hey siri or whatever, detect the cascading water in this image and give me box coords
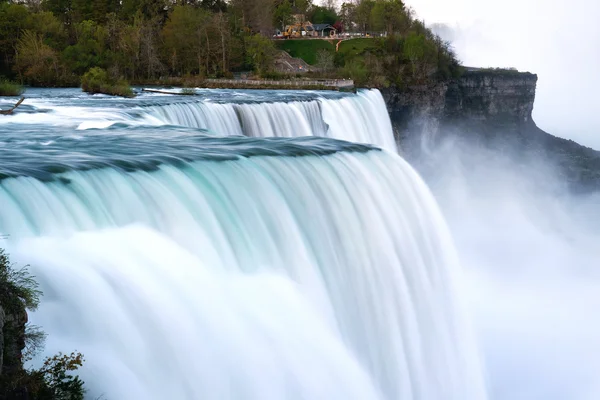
[143,90,396,152]
[0,88,486,400]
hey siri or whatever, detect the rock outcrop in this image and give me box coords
[382,70,600,191]
[0,304,27,377]
[382,70,538,142]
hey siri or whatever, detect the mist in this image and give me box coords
[404,0,600,149]
[411,135,600,400]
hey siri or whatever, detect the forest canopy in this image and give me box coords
[0,0,461,88]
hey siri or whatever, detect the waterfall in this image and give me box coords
[0,87,486,399]
[0,145,486,400]
[143,90,397,152]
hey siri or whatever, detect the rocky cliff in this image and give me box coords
[382,70,600,190]
[0,304,27,378]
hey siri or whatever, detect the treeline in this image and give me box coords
[0,0,460,87]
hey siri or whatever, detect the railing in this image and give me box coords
[205,78,355,89]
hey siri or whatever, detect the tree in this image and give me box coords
[41,0,72,23]
[228,0,274,35]
[245,34,276,75]
[309,5,337,25]
[62,20,108,76]
[316,48,334,71]
[273,0,293,31]
[353,0,374,33]
[0,3,30,76]
[370,0,407,34]
[291,0,312,14]
[338,2,355,31]
[15,30,67,86]
[161,5,215,75]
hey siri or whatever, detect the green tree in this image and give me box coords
[354,0,374,33]
[339,2,355,31]
[41,0,72,23]
[0,3,30,77]
[309,5,337,25]
[245,34,276,75]
[15,30,71,86]
[273,0,293,31]
[26,11,67,50]
[62,20,108,76]
[121,0,168,22]
[370,0,407,34]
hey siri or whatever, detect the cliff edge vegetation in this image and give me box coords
[0,248,85,400]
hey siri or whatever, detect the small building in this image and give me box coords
[307,24,337,37]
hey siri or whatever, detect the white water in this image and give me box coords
[144,90,397,152]
[1,151,486,400]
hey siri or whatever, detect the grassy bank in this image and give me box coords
[276,40,335,65]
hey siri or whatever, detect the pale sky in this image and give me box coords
[404,0,600,148]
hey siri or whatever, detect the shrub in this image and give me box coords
[180,87,196,95]
[0,248,41,313]
[0,80,24,97]
[81,67,134,98]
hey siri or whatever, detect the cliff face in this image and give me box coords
[0,304,27,377]
[444,72,537,128]
[382,70,600,191]
[382,70,538,142]
[0,306,4,373]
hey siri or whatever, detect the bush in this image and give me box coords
[0,248,41,313]
[81,67,134,98]
[0,79,24,97]
[180,87,196,95]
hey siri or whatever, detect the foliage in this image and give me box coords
[1,352,86,400]
[315,49,334,72]
[309,6,337,25]
[273,0,293,31]
[30,352,86,400]
[245,34,277,75]
[81,66,134,97]
[181,87,197,95]
[0,248,41,313]
[0,79,24,96]
[0,0,461,88]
